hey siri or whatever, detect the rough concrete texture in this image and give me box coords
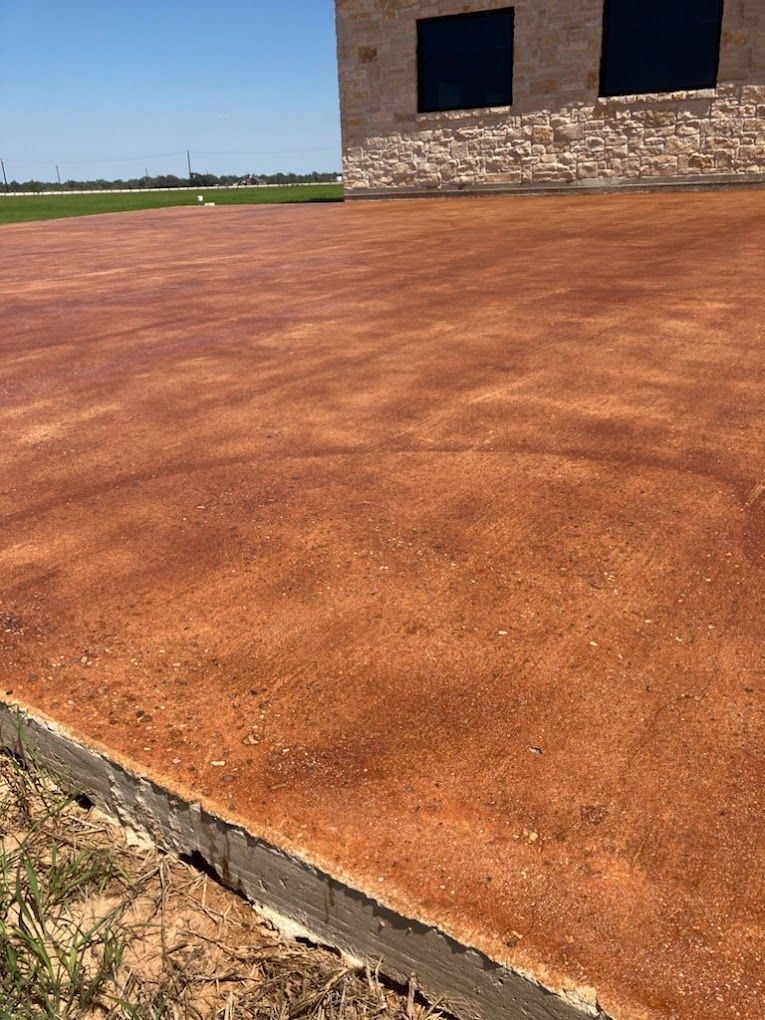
[1,191,765,1020]
[0,704,598,1020]
[335,0,765,194]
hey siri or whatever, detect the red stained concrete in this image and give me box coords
[1,192,764,1019]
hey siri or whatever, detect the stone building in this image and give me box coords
[334,0,765,196]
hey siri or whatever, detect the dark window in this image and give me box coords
[417,8,514,113]
[600,0,724,97]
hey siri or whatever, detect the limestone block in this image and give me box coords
[337,0,765,194]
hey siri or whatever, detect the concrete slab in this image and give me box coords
[1,193,764,1020]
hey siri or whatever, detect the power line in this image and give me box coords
[0,146,341,190]
[2,146,339,166]
[195,146,338,156]
[2,152,187,166]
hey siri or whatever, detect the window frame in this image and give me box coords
[598,0,725,99]
[416,7,515,115]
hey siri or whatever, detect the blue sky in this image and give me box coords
[0,0,342,182]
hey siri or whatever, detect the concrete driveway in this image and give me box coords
[2,191,764,1019]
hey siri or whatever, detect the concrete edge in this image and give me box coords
[343,171,765,200]
[0,701,611,1020]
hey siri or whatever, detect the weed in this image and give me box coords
[0,728,445,1019]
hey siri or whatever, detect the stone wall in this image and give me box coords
[334,0,765,195]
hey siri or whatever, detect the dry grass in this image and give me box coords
[0,735,446,1020]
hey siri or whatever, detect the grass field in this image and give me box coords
[0,184,344,225]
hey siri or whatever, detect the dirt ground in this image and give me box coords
[1,191,764,1020]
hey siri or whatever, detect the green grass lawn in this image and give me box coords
[0,184,344,225]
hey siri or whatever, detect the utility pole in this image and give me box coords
[187,149,193,183]
[0,159,8,193]
[56,165,61,186]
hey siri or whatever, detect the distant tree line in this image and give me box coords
[4,170,341,193]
